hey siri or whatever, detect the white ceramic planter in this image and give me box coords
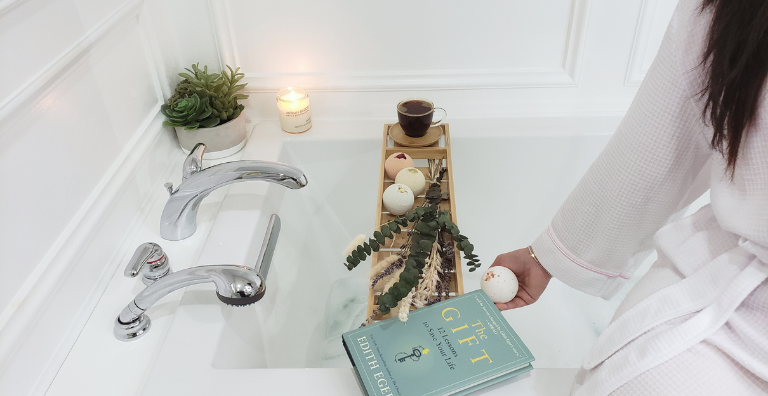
[175,113,247,159]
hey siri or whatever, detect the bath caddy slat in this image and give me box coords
[367,123,465,321]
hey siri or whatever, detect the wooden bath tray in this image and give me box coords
[367,123,465,320]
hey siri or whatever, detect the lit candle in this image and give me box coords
[276,87,312,133]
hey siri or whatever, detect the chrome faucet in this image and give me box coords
[115,214,281,341]
[160,143,307,241]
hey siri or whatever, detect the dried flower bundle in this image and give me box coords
[344,160,482,322]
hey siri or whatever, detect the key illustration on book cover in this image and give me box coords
[395,346,429,363]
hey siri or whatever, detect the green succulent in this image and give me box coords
[175,64,249,124]
[160,94,219,130]
[162,63,249,130]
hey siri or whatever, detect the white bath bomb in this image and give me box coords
[382,183,414,215]
[480,266,519,303]
[395,167,426,196]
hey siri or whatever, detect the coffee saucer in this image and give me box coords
[389,123,442,147]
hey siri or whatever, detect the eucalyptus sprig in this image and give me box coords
[346,162,482,318]
[345,204,480,315]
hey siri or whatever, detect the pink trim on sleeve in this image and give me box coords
[547,226,630,280]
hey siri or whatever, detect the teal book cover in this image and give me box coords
[342,290,534,396]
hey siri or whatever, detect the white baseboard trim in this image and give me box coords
[242,67,578,93]
[0,110,181,395]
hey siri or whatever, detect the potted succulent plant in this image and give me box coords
[161,63,249,159]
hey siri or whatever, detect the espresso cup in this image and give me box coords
[396,99,447,138]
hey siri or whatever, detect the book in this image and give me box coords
[342,290,534,396]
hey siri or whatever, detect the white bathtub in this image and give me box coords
[143,118,646,395]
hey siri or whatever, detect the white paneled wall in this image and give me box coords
[217,0,588,90]
[212,0,676,120]
[0,0,193,394]
[0,0,677,394]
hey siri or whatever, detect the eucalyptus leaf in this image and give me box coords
[419,239,432,252]
[377,294,395,309]
[401,271,418,285]
[406,211,418,222]
[393,282,410,298]
[414,251,430,260]
[415,222,434,235]
[357,245,367,259]
[403,266,419,278]
[374,231,386,245]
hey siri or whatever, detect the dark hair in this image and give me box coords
[701,0,768,176]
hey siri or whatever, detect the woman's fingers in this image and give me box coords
[495,296,528,310]
[489,248,552,311]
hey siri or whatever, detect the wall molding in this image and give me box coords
[210,0,592,92]
[625,0,678,86]
[0,110,179,395]
[137,2,172,101]
[208,0,238,71]
[0,0,145,139]
[562,0,592,82]
[0,0,179,393]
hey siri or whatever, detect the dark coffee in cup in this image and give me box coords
[397,99,445,138]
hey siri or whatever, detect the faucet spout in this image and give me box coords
[160,159,307,240]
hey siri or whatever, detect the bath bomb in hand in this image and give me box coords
[384,153,414,179]
[395,167,426,195]
[480,266,519,303]
[382,183,414,215]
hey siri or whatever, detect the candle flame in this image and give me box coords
[282,89,301,102]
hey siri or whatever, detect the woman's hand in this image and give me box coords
[491,248,552,310]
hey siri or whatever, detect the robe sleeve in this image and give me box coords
[530,4,712,299]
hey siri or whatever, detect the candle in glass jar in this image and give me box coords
[276,87,312,133]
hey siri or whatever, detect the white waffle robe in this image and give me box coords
[529,1,768,394]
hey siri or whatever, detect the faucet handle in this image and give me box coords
[164,182,175,195]
[125,242,172,285]
[182,143,206,181]
[253,214,281,280]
